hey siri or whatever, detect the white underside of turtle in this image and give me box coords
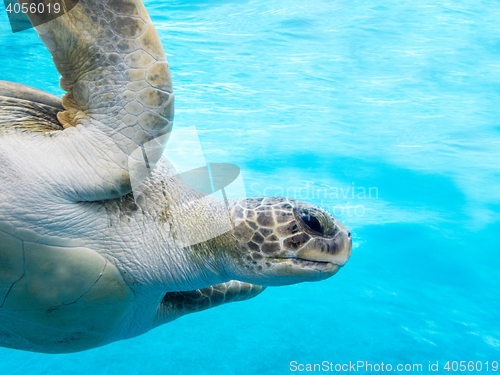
[0,0,352,353]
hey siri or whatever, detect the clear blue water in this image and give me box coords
[1,0,500,373]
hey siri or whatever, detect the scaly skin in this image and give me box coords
[0,154,351,353]
[156,281,267,328]
[23,0,174,201]
[0,0,352,354]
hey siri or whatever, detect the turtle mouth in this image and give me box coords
[272,257,342,274]
[291,257,338,271]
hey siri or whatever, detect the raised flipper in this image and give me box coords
[154,281,265,327]
[4,0,174,201]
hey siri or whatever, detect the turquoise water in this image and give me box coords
[1,0,500,373]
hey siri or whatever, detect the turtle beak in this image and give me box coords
[296,228,352,266]
[270,229,352,282]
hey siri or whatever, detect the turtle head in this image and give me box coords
[223,197,351,286]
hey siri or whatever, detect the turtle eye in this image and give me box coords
[294,207,339,236]
[296,209,323,234]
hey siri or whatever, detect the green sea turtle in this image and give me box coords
[0,0,352,354]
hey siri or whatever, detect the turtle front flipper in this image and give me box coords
[18,0,173,201]
[0,81,64,133]
[154,281,265,327]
